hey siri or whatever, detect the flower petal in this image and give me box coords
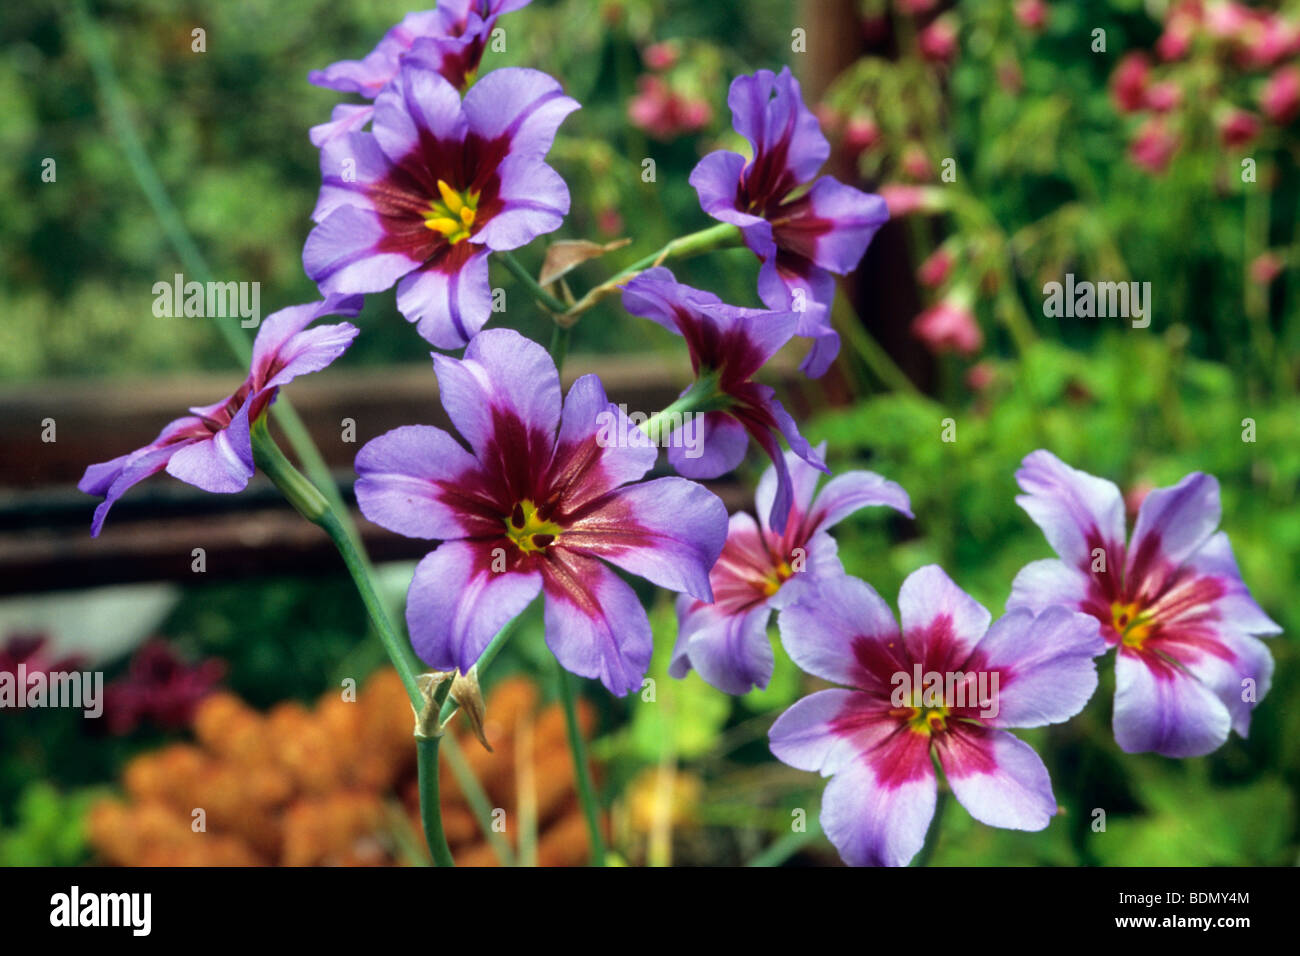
[550,373,657,508]
[462,67,579,158]
[808,469,914,532]
[312,130,390,223]
[937,726,1057,831]
[968,606,1105,727]
[371,63,467,164]
[472,157,570,251]
[406,540,543,674]
[164,397,255,495]
[432,327,562,463]
[1006,557,1091,615]
[819,730,936,867]
[688,150,765,229]
[1015,449,1127,571]
[788,176,889,274]
[897,564,992,671]
[561,477,728,602]
[541,550,652,696]
[304,205,420,294]
[1126,471,1220,595]
[777,573,900,690]
[667,411,747,479]
[670,594,773,694]
[354,425,482,539]
[768,688,886,776]
[396,247,493,349]
[1112,647,1233,757]
[728,68,829,188]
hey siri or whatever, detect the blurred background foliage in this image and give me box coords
[2,0,1298,865]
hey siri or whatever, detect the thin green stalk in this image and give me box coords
[250,416,455,865]
[502,223,742,324]
[500,251,570,314]
[441,732,516,866]
[746,817,825,867]
[640,370,725,438]
[416,737,456,867]
[557,663,606,866]
[831,294,920,395]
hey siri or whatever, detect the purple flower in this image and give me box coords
[672,445,911,694]
[308,1,534,144]
[305,63,578,350]
[621,267,825,532]
[770,567,1105,867]
[689,67,889,378]
[353,328,728,695]
[78,295,363,537]
[1009,450,1281,758]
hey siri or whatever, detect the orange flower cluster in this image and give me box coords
[87,670,599,866]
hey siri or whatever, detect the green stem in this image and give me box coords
[913,789,948,867]
[250,416,455,865]
[746,817,825,867]
[500,251,570,314]
[556,663,606,866]
[504,223,742,324]
[416,737,456,867]
[440,732,516,866]
[640,371,725,438]
[831,294,920,395]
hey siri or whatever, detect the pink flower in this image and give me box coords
[627,75,712,139]
[643,41,679,71]
[1249,252,1284,285]
[1111,53,1151,113]
[844,115,880,157]
[879,184,942,217]
[911,299,982,357]
[1129,117,1179,174]
[919,17,959,64]
[917,247,954,288]
[1144,80,1182,113]
[1015,0,1047,32]
[1261,65,1300,125]
[1218,108,1260,147]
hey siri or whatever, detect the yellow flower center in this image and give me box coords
[1111,601,1154,649]
[505,500,564,554]
[759,559,795,597]
[424,179,479,244]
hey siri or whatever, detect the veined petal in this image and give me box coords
[462,67,580,158]
[898,564,992,672]
[164,395,255,495]
[354,425,482,539]
[968,606,1105,728]
[312,131,390,223]
[728,68,829,191]
[755,445,826,537]
[372,63,467,164]
[86,440,198,538]
[561,477,727,602]
[1015,449,1127,571]
[396,247,493,349]
[689,151,766,229]
[808,469,914,533]
[670,594,774,694]
[819,730,936,867]
[667,411,747,479]
[550,373,657,509]
[1006,557,1091,615]
[1126,471,1220,597]
[777,573,900,691]
[1182,531,1282,638]
[406,540,543,674]
[471,157,570,251]
[769,688,890,776]
[541,550,653,696]
[785,176,889,274]
[937,726,1057,831]
[432,328,562,463]
[1113,648,1233,757]
[304,205,421,294]
[251,295,364,383]
[309,103,376,149]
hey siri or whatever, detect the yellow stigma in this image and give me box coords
[505,500,564,554]
[759,559,795,597]
[1111,601,1154,649]
[890,699,949,736]
[425,180,479,243]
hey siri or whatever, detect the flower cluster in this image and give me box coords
[77,2,1283,871]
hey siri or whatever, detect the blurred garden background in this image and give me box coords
[1,0,1297,865]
